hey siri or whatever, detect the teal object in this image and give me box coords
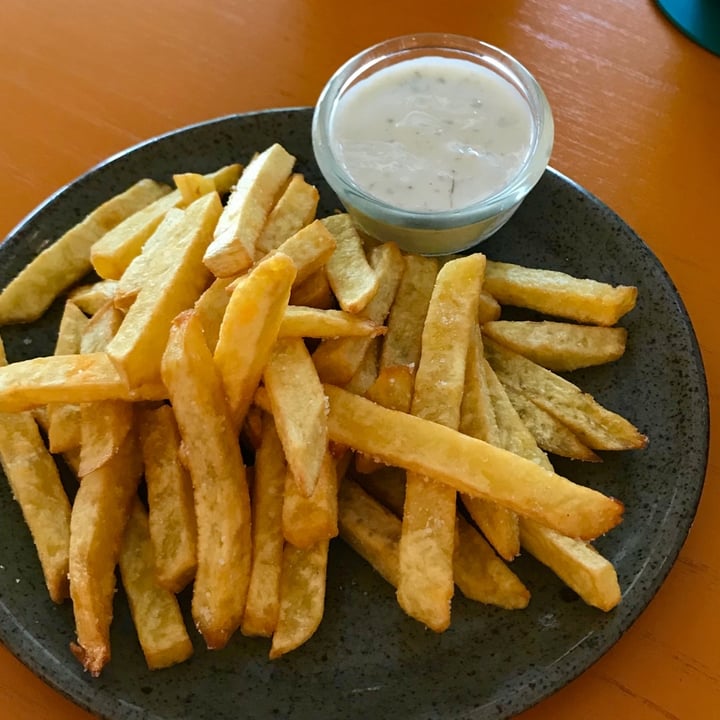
[657,0,720,56]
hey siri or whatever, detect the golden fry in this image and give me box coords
[160,310,252,649]
[483,320,627,371]
[0,179,168,324]
[256,173,319,255]
[204,144,295,276]
[242,415,286,638]
[484,260,638,326]
[321,214,378,313]
[119,499,194,669]
[269,539,329,659]
[138,404,197,593]
[214,252,296,427]
[69,427,143,676]
[279,306,384,339]
[264,337,328,497]
[324,384,624,540]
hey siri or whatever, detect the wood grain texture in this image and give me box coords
[0,0,718,717]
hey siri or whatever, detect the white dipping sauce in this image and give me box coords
[330,56,534,213]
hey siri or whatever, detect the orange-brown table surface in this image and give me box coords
[1,0,718,718]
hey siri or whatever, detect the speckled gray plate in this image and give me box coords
[0,108,709,720]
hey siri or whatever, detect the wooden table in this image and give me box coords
[0,0,718,717]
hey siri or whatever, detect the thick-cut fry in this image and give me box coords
[256,174,320,255]
[107,192,222,387]
[273,220,336,285]
[279,306,385,339]
[459,327,520,561]
[69,427,143,676]
[0,338,71,604]
[0,179,168,324]
[454,516,530,610]
[264,337,327,497]
[338,478,401,587]
[482,359,623,611]
[91,165,239,280]
[269,539,329,659]
[47,302,89,454]
[118,499,194,669]
[398,254,485,632]
[519,521,621,610]
[282,451,339,548]
[324,384,624,539]
[366,254,438,413]
[204,144,296,276]
[112,209,186,309]
[344,337,380,397]
[161,310,252,649]
[477,290,502,324]
[484,337,648,450]
[344,475,529,609]
[483,320,627,371]
[214,253,297,427]
[322,214,379,313]
[484,260,638,326]
[0,353,166,413]
[69,280,120,315]
[289,268,334,309]
[193,276,234,353]
[173,172,216,204]
[78,303,133,477]
[502,382,601,462]
[242,415,286,638]
[138,405,197,593]
[312,242,403,385]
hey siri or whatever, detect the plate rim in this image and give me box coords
[0,107,710,720]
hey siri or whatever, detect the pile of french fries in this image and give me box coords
[0,142,647,676]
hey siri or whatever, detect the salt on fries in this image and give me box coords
[0,142,646,674]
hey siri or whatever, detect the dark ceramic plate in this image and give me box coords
[0,108,709,720]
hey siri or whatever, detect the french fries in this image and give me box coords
[161,310,252,649]
[0,179,169,324]
[484,260,638,326]
[483,320,627,371]
[118,499,194,669]
[203,144,295,276]
[398,254,485,632]
[263,337,327,497]
[69,426,144,676]
[0,142,647,674]
[0,338,71,604]
[325,384,623,540]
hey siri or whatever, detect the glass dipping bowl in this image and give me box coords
[311,34,554,255]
